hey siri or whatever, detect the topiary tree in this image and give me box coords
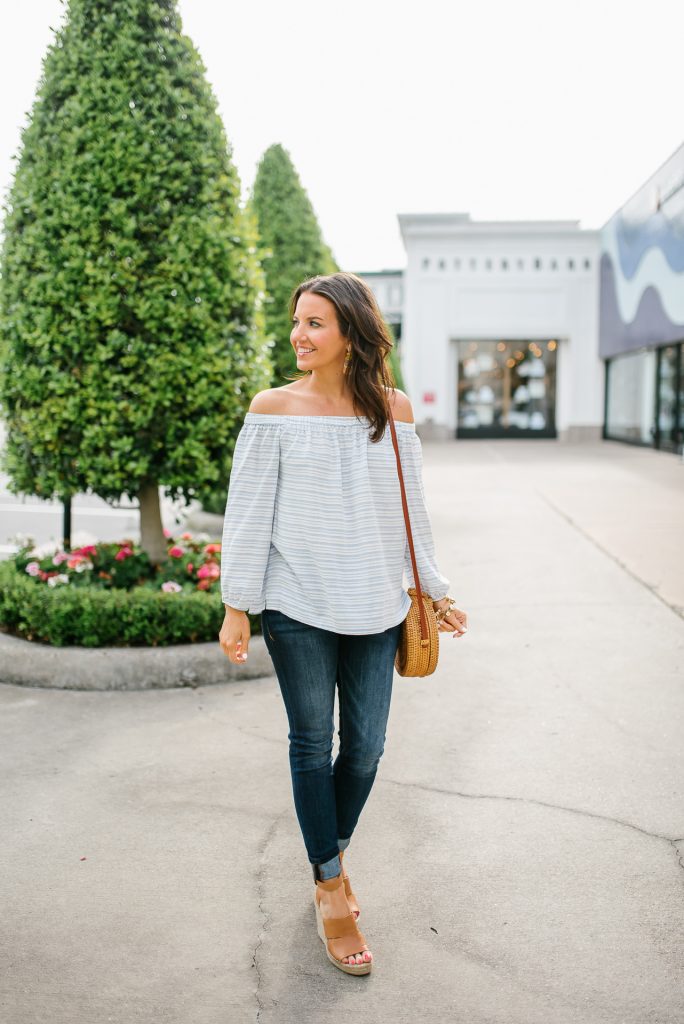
[386,323,406,392]
[0,0,272,565]
[247,143,338,383]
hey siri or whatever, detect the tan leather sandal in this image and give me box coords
[314,873,373,975]
[339,848,360,919]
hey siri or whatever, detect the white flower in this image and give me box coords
[161,581,182,593]
[25,562,41,576]
[26,540,61,559]
[10,532,34,550]
[47,574,70,587]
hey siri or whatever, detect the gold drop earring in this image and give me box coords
[343,345,352,374]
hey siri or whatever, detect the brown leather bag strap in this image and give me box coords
[387,406,430,642]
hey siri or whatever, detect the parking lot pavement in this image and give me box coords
[1,438,683,1024]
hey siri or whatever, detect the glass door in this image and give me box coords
[456,339,557,438]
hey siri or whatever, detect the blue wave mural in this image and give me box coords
[615,209,684,278]
[599,142,684,360]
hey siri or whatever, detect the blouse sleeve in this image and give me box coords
[220,420,280,611]
[399,431,451,601]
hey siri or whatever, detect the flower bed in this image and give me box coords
[0,530,261,648]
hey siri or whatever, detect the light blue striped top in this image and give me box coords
[220,412,450,634]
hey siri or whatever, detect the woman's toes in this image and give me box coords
[341,950,371,965]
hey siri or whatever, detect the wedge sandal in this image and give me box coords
[339,848,361,919]
[314,873,372,975]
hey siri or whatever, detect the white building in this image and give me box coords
[361,214,603,442]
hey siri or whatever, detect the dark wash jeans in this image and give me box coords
[261,607,401,882]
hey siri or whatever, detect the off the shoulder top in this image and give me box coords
[220,412,450,635]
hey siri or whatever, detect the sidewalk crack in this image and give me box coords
[536,489,684,621]
[252,809,287,1022]
[381,776,684,876]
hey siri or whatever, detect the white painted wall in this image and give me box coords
[395,214,603,439]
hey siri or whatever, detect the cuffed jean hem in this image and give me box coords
[312,853,342,881]
[311,836,352,880]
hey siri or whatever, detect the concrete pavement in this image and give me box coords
[1,438,683,1024]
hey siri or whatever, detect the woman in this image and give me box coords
[219,271,467,976]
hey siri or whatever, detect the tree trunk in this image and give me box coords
[138,482,167,566]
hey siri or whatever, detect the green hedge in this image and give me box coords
[0,559,262,648]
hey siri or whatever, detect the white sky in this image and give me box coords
[2,0,683,271]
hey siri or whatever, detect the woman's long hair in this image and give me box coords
[287,271,397,442]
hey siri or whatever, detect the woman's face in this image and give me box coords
[290,292,348,371]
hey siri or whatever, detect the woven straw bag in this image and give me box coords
[387,408,440,677]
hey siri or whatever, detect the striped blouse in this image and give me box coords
[220,412,450,635]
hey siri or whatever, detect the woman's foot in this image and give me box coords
[315,873,373,968]
[339,849,360,920]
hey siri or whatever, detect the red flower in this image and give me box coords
[72,544,98,557]
[169,546,184,558]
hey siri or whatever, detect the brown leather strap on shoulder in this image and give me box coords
[387,405,429,642]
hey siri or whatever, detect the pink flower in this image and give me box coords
[169,546,184,558]
[161,581,182,593]
[115,546,134,562]
[187,562,194,573]
[25,561,41,576]
[203,543,221,554]
[163,528,172,538]
[197,579,211,591]
[53,551,70,566]
[181,532,193,541]
[197,563,220,580]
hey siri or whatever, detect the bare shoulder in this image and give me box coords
[248,387,296,415]
[386,386,414,423]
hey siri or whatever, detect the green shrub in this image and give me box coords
[248,143,339,384]
[0,0,272,556]
[0,530,263,647]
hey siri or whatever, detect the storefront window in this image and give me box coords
[656,343,683,452]
[456,339,557,437]
[605,350,656,445]
[678,345,684,450]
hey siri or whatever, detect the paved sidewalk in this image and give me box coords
[1,439,683,1024]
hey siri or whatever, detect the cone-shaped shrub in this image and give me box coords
[248,143,338,383]
[0,0,271,562]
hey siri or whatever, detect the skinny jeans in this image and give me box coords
[261,607,401,882]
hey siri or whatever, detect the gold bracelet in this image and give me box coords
[433,595,456,622]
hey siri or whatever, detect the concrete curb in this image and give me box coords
[0,631,274,691]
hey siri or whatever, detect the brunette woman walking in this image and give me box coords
[219,271,467,975]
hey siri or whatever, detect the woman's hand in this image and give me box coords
[432,596,468,638]
[219,606,251,663]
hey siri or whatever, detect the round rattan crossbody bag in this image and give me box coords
[387,408,440,677]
